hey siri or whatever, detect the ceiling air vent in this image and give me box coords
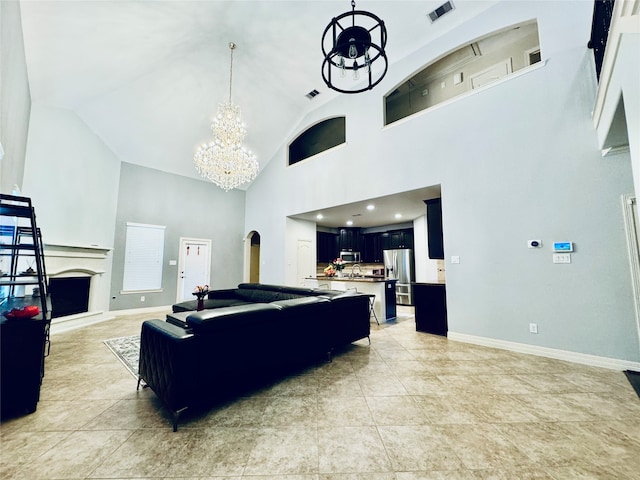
[428,1,455,23]
[306,89,320,99]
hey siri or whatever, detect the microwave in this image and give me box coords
[340,251,361,263]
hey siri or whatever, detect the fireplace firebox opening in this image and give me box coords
[49,277,90,318]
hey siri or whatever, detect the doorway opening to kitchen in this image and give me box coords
[246,231,261,283]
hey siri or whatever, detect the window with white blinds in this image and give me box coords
[122,222,165,292]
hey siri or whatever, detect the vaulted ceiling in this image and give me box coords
[19,1,498,188]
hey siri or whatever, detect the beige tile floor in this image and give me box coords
[2,307,640,479]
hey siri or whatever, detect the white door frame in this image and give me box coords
[622,194,640,351]
[176,237,212,302]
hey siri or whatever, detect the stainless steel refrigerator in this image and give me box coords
[383,248,415,305]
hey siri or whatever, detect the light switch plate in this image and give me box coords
[451,255,460,264]
[553,253,571,264]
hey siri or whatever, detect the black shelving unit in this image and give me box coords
[1,194,51,418]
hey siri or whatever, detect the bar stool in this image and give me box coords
[367,294,379,325]
[346,287,378,325]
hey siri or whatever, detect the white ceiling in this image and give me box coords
[19,0,496,225]
[290,185,442,228]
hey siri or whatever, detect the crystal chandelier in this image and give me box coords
[194,42,258,191]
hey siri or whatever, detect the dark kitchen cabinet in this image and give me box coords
[389,228,413,249]
[362,229,413,263]
[425,198,444,259]
[317,231,338,262]
[385,280,397,320]
[413,282,447,336]
[363,233,384,263]
[380,232,391,251]
[338,228,361,252]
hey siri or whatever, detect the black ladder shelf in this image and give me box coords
[1,194,51,418]
[0,194,50,317]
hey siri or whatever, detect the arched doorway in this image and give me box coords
[247,231,260,283]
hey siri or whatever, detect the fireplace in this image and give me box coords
[49,277,91,318]
[43,243,113,333]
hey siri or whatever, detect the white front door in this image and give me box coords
[177,238,211,302]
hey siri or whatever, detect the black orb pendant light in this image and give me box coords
[321,0,388,94]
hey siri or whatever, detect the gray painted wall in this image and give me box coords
[10,0,639,364]
[22,104,122,314]
[109,162,246,311]
[0,0,31,193]
[23,105,121,249]
[245,1,639,363]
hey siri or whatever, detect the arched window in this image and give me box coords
[289,117,346,165]
[385,20,541,125]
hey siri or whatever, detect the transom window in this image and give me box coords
[385,20,541,125]
[289,117,346,165]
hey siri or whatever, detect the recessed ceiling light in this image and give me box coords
[366,204,375,210]
[316,214,324,220]
[346,220,354,226]
[395,213,402,219]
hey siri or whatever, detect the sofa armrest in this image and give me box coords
[325,294,371,348]
[138,320,198,416]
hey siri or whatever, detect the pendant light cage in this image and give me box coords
[321,1,388,94]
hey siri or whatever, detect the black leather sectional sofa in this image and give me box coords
[137,283,371,430]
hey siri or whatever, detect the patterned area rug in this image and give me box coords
[103,335,140,378]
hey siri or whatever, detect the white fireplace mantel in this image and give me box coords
[44,243,114,333]
[45,243,111,255]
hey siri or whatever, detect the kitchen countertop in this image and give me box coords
[309,276,396,283]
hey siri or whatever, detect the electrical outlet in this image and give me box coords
[140,296,145,302]
[529,323,538,334]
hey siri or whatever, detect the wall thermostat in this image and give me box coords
[527,240,542,248]
[553,241,573,252]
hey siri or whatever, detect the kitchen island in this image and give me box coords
[304,276,397,322]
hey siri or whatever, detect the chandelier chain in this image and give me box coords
[228,42,235,102]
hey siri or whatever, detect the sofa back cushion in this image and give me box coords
[186,303,281,333]
[235,287,280,303]
[235,283,317,302]
[269,296,327,308]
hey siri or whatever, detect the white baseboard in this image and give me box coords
[49,305,172,335]
[448,331,640,372]
[109,305,172,317]
[50,311,115,335]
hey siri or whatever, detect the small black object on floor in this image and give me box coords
[624,370,640,398]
